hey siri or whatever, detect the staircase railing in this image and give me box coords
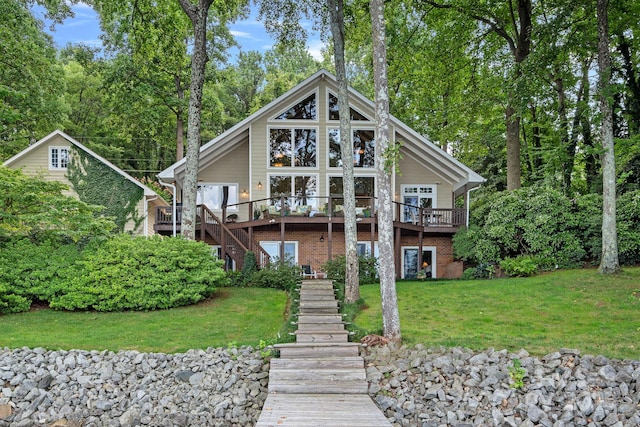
[198,205,270,269]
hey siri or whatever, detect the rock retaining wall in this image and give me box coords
[1,345,639,426]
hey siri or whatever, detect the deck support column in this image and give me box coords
[394,225,401,279]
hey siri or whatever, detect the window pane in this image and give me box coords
[198,184,221,210]
[50,148,58,168]
[328,128,341,167]
[60,148,69,168]
[294,176,317,206]
[275,93,316,120]
[328,93,369,121]
[270,175,292,205]
[270,129,292,167]
[294,129,316,167]
[353,129,375,168]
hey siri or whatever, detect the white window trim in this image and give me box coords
[267,125,320,170]
[357,241,379,257]
[49,146,70,170]
[259,240,299,264]
[401,246,437,279]
[326,126,376,170]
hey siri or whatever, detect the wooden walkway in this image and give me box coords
[256,280,391,427]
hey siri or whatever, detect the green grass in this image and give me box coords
[355,267,640,360]
[0,288,288,353]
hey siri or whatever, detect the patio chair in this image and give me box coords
[301,264,317,279]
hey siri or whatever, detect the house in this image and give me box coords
[3,130,168,236]
[157,69,484,279]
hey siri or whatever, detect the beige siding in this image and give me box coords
[396,146,453,209]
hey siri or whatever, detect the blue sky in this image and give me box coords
[34,2,324,60]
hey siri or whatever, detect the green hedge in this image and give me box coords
[0,236,228,313]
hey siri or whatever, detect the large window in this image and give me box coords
[357,241,379,257]
[328,128,375,168]
[260,241,298,264]
[196,184,238,211]
[270,175,318,207]
[274,93,316,120]
[49,146,70,170]
[328,93,369,121]
[329,176,374,208]
[269,128,317,168]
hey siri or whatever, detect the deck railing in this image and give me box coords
[156,198,466,228]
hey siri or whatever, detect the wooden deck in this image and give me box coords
[256,280,391,427]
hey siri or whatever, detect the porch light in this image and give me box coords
[257,181,263,190]
[320,234,324,242]
[241,189,248,198]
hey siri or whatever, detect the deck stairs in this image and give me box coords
[197,205,270,269]
[256,280,391,426]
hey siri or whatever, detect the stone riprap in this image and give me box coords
[363,345,640,427]
[1,345,639,426]
[0,346,269,427]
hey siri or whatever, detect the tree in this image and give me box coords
[328,0,359,302]
[596,0,620,274]
[370,0,400,342]
[0,0,68,159]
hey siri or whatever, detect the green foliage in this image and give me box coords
[322,255,379,285]
[0,239,82,309]
[67,148,144,233]
[49,235,228,311]
[241,251,258,284]
[0,166,116,244]
[500,256,539,277]
[617,190,640,265]
[245,257,301,292]
[509,359,526,389]
[455,187,586,268]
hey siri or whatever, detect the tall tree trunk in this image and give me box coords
[178,0,213,240]
[175,74,185,161]
[371,0,401,343]
[328,0,359,302]
[596,0,620,274]
[505,104,521,190]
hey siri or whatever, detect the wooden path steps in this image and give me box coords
[256,280,391,427]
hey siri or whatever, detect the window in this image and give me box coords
[49,146,70,170]
[328,128,375,168]
[274,93,316,120]
[357,241,379,257]
[270,175,318,207]
[260,241,298,264]
[401,185,436,223]
[402,247,436,279]
[329,176,375,207]
[196,184,238,211]
[269,128,317,168]
[328,93,369,121]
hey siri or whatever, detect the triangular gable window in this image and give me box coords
[328,93,370,121]
[274,93,317,120]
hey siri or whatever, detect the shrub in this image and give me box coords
[617,190,640,265]
[241,251,258,285]
[500,256,539,277]
[49,235,228,311]
[0,239,82,310]
[246,257,301,292]
[0,283,30,314]
[322,255,379,285]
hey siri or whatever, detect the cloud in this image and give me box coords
[307,39,325,61]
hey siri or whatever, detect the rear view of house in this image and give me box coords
[4,130,168,236]
[157,69,484,278]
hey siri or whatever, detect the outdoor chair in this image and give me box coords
[301,264,317,279]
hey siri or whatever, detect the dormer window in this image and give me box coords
[49,146,70,170]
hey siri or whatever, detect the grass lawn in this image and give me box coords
[0,288,288,353]
[356,267,640,360]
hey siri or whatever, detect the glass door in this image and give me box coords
[402,247,435,279]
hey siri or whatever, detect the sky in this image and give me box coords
[34,2,324,61]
